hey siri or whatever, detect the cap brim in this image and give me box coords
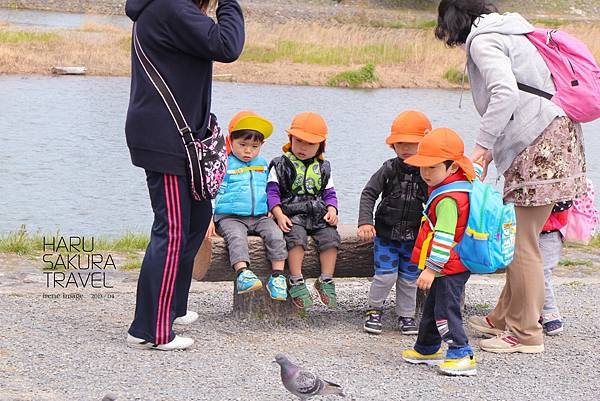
[231,116,274,139]
[386,133,424,145]
[404,154,448,167]
[286,128,326,144]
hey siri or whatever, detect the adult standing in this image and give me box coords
[434,0,586,353]
[124,0,244,351]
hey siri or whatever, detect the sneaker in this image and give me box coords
[364,309,383,334]
[479,332,544,354]
[236,269,263,294]
[289,281,313,309]
[267,274,288,301]
[126,334,194,351]
[401,349,444,366]
[398,316,418,335]
[438,355,477,376]
[314,278,337,307]
[173,310,198,325]
[543,319,564,336]
[468,315,502,337]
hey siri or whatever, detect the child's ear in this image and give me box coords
[449,162,459,173]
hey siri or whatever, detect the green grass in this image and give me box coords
[241,40,413,66]
[558,258,593,267]
[0,226,149,255]
[121,258,143,271]
[443,67,468,85]
[531,18,566,27]
[367,18,436,29]
[327,63,379,88]
[0,31,59,44]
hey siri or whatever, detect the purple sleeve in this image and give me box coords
[322,187,338,211]
[267,182,282,211]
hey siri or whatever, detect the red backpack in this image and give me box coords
[518,28,600,123]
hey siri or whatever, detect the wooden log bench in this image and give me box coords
[192,225,429,318]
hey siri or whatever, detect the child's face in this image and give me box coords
[393,142,419,160]
[420,162,458,187]
[231,137,262,163]
[291,136,320,160]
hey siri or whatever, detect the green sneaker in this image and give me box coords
[314,278,337,308]
[289,282,313,309]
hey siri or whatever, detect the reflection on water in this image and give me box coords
[0,8,130,30]
[1,76,598,236]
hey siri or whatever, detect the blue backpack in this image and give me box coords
[425,179,517,274]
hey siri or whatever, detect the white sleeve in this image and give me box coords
[267,168,279,184]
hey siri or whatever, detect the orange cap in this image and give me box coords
[285,112,328,144]
[404,128,476,179]
[385,110,432,145]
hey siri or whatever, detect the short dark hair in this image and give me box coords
[435,0,498,47]
[230,129,264,143]
[443,160,455,169]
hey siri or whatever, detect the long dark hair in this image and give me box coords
[435,0,498,47]
[194,0,216,12]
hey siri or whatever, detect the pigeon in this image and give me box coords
[274,353,345,400]
[101,394,117,401]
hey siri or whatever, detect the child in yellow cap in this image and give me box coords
[401,127,478,377]
[208,111,288,301]
[357,110,431,336]
[267,112,340,309]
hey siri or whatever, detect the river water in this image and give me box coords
[0,76,598,236]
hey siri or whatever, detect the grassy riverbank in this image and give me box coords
[1,1,600,88]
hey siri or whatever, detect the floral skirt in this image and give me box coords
[503,117,587,207]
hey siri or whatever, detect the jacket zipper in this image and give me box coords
[250,169,255,215]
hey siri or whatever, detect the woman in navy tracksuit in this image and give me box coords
[124,0,244,351]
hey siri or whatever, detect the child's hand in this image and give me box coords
[275,213,293,233]
[357,224,376,242]
[323,206,338,226]
[205,219,216,239]
[416,268,436,290]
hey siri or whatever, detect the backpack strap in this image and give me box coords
[517,82,553,100]
[422,181,472,230]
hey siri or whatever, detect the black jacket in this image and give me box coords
[125,0,244,175]
[358,157,428,242]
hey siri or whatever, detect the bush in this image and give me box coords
[327,63,379,88]
[443,67,468,85]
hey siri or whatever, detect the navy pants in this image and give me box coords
[414,271,473,359]
[128,171,212,345]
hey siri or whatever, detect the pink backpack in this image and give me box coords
[518,28,600,123]
[560,178,599,244]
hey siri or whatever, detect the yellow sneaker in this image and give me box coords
[401,349,444,366]
[438,355,477,376]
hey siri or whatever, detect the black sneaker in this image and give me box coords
[399,316,418,335]
[364,309,383,334]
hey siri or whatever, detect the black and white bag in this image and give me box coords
[133,23,227,201]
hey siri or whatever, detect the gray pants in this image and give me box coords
[368,274,417,318]
[215,215,288,267]
[539,231,563,321]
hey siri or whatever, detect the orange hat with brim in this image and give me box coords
[385,110,432,145]
[285,112,328,144]
[404,127,476,180]
[228,110,273,139]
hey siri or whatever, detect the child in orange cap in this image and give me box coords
[357,110,431,336]
[267,112,340,309]
[401,127,478,377]
[208,111,288,301]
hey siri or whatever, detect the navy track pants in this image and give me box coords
[128,171,212,344]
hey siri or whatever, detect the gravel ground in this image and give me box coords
[1,261,599,401]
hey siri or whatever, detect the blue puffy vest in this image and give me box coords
[214,155,268,216]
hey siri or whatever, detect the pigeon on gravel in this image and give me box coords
[274,353,345,400]
[101,393,117,401]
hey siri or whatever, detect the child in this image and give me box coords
[357,110,430,335]
[401,128,477,377]
[539,201,572,335]
[267,112,340,309]
[210,111,288,300]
